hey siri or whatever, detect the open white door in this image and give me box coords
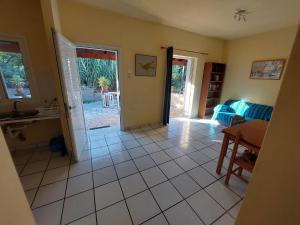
[53,30,88,161]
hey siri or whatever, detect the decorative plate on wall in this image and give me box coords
[135,54,157,77]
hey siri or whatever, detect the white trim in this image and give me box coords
[74,42,125,131]
[0,33,40,105]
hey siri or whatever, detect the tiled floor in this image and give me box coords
[13,117,248,225]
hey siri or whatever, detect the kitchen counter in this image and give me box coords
[0,114,60,125]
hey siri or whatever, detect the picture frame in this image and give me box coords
[135,54,157,77]
[250,59,285,80]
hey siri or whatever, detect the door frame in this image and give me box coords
[171,54,196,118]
[75,42,124,131]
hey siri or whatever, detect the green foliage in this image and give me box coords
[10,74,25,87]
[77,57,117,90]
[97,76,110,88]
[171,65,186,93]
[0,51,26,87]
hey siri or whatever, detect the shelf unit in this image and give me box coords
[198,62,226,118]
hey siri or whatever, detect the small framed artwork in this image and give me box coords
[250,59,285,80]
[135,54,157,77]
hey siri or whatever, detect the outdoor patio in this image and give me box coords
[170,93,185,118]
[83,101,120,130]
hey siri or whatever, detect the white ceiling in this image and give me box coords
[71,0,300,40]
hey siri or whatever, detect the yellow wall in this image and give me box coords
[221,26,297,106]
[0,130,36,225]
[58,1,225,129]
[0,0,63,149]
[236,26,300,225]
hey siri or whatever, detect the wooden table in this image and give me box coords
[216,119,269,174]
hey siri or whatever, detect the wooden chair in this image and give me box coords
[225,132,258,185]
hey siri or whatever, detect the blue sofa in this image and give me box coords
[211,99,273,127]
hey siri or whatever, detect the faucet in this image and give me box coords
[12,100,22,117]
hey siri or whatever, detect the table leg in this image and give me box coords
[216,133,229,174]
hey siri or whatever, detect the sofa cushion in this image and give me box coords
[214,112,236,127]
[244,103,273,121]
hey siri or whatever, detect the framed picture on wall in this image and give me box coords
[135,54,157,77]
[250,59,285,80]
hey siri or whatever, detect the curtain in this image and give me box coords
[163,46,173,125]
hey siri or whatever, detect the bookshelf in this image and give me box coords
[198,62,226,118]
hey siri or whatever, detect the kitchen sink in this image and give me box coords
[0,110,39,121]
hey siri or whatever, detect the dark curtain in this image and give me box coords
[163,46,173,125]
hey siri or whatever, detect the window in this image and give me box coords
[0,39,32,100]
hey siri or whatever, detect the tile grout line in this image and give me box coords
[105,137,135,225]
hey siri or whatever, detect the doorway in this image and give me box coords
[76,47,121,131]
[170,55,194,118]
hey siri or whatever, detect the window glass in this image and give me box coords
[0,40,32,99]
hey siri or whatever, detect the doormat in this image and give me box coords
[89,125,111,130]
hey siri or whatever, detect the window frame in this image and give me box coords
[0,35,38,104]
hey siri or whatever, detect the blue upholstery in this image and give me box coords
[212,99,273,127]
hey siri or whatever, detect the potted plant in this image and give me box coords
[10,75,25,96]
[97,77,110,93]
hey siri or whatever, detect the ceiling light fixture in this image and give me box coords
[234,9,249,22]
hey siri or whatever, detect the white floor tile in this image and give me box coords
[202,160,226,179]
[48,156,70,169]
[205,181,241,210]
[106,136,122,145]
[137,137,153,145]
[120,173,147,198]
[91,147,109,158]
[95,181,124,210]
[156,140,174,149]
[111,151,131,164]
[66,172,93,197]
[143,143,162,154]
[108,143,126,153]
[33,200,63,225]
[90,139,107,149]
[142,214,168,225]
[200,147,220,159]
[32,180,67,208]
[164,201,204,225]
[150,151,172,165]
[126,190,160,225]
[187,190,225,224]
[141,167,167,187]
[159,161,184,179]
[221,175,248,197]
[21,160,48,176]
[229,201,243,218]
[62,190,95,224]
[128,147,148,159]
[188,151,211,165]
[25,188,37,205]
[212,213,235,225]
[93,166,117,187]
[188,166,216,188]
[20,172,43,190]
[92,155,113,170]
[115,160,138,178]
[175,156,198,171]
[134,155,156,171]
[97,201,132,225]
[30,150,51,163]
[123,140,141,149]
[69,160,92,178]
[68,213,97,225]
[164,148,185,159]
[41,166,68,185]
[151,181,182,210]
[170,173,201,198]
